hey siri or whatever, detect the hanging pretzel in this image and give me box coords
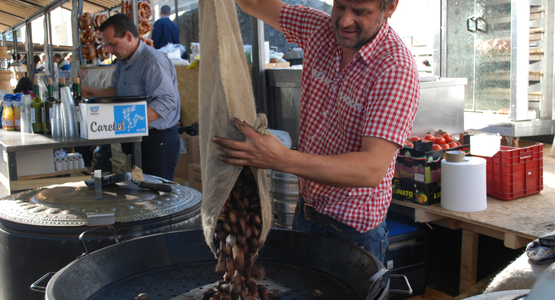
[80,27,95,44]
[82,43,96,61]
[141,37,154,48]
[138,21,152,36]
[93,13,108,29]
[78,13,92,30]
[94,29,104,45]
[96,45,110,60]
[138,1,153,23]
[122,0,133,19]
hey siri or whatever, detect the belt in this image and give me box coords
[149,126,176,132]
[300,197,342,232]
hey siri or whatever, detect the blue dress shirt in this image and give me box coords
[111,40,180,130]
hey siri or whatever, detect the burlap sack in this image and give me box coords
[198,0,272,256]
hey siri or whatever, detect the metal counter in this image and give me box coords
[266,66,467,147]
[0,131,142,196]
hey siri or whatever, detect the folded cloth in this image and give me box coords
[527,230,555,265]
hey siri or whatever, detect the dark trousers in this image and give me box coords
[292,196,389,264]
[122,126,180,181]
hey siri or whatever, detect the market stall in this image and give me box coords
[0,1,554,300]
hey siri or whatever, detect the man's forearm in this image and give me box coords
[81,86,117,98]
[147,106,161,123]
[96,87,117,97]
[281,150,391,188]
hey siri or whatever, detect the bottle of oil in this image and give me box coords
[2,100,14,131]
[31,78,45,133]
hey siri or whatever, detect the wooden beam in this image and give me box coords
[414,208,446,223]
[504,233,532,249]
[459,229,479,293]
[431,217,461,230]
[460,222,505,241]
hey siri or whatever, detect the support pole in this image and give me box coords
[44,12,55,83]
[71,0,82,77]
[25,21,34,84]
[132,0,138,26]
[251,17,267,115]
[174,0,179,26]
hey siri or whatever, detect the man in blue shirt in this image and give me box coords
[82,14,181,180]
[152,5,180,49]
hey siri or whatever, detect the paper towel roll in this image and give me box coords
[441,156,487,212]
[65,157,73,170]
[55,157,63,171]
[54,150,67,158]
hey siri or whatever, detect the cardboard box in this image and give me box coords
[392,176,441,205]
[188,162,202,192]
[79,101,148,140]
[175,134,200,180]
[16,149,56,177]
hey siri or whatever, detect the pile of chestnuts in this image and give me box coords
[207,167,277,300]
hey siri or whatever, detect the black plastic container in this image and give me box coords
[386,219,428,299]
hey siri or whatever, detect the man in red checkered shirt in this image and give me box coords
[213,0,420,263]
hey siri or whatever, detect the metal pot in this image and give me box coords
[39,229,410,300]
[0,176,201,300]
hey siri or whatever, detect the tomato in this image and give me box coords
[404,141,413,148]
[424,134,434,141]
[432,144,442,151]
[409,136,420,142]
[443,133,454,143]
[442,144,450,149]
[448,142,458,148]
[433,136,446,145]
[422,139,432,143]
[456,142,462,147]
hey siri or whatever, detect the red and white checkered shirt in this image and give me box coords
[280,4,420,232]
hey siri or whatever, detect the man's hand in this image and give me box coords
[212,118,291,170]
[81,85,97,98]
[80,86,117,99]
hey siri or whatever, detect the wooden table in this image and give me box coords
[389,141,555,294]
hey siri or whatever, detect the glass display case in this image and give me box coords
[443,0,555,138]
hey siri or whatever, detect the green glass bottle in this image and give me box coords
[43,77,56,135]
[73,77,82,136]
[31,78,45,133]
[73,77,83,103]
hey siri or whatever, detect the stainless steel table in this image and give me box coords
[0,131,142,196]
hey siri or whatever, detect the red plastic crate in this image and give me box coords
[474,143,543,200]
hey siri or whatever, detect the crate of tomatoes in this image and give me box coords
[393,132,470,205]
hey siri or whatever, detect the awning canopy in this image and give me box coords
[0,0,122,33]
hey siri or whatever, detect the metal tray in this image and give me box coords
[84,95,148,103]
